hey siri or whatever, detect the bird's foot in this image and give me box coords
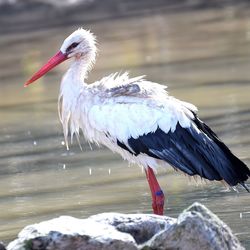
[152,190,165,215]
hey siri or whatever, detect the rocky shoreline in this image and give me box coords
[2,203,244,250]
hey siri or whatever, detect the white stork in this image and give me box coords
[25,28,250,215]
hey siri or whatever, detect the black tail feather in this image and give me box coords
[192,113,250,187]
[240,182,250,192]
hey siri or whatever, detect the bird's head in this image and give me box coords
[60,28,97,62]
[24,28,97,87]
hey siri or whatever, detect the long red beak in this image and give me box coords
[24,51,67,87]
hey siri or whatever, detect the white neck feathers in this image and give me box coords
[58,59,90,149]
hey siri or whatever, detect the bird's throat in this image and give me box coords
[69,58,91,83]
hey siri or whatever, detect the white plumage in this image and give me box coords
[58,70,197,169]
[25,28,250,215]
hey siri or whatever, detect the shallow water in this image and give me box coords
[0,4,250,247]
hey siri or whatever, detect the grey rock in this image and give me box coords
[89,213,175,245]
[7,216,138,250]
[0,242,6,250]
[7,203,244,250]
[148,202,244,250]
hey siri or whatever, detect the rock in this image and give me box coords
[7,214,175,250]
[89,213,175,245]
[7,203,244,250]
[0,242,6,250]
[7,216,136,250]
[147,202,244,250]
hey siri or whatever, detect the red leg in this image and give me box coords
[145,166,165,215]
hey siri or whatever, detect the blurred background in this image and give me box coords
[0,0,250,247]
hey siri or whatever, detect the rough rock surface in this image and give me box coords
[7,203,244,250]
[0,242,6,250]
[148,203,244,250]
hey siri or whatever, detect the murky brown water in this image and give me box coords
[0,4,250,248]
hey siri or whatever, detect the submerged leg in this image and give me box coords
[145,166,165,215]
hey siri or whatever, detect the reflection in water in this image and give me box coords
[0,4,250,248]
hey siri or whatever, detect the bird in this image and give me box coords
[25,28,250,215]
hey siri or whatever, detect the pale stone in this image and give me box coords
[7,203,244,250]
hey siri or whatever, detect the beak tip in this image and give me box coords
[24,81,30,87]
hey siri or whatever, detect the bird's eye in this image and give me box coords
[66,42,79,53]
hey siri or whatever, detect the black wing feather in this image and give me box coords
[118,116,250,189]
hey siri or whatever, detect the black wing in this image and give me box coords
[118,115,250,189]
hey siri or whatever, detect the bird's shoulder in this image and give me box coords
[88,72,197,115]
[90,72,167,99]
